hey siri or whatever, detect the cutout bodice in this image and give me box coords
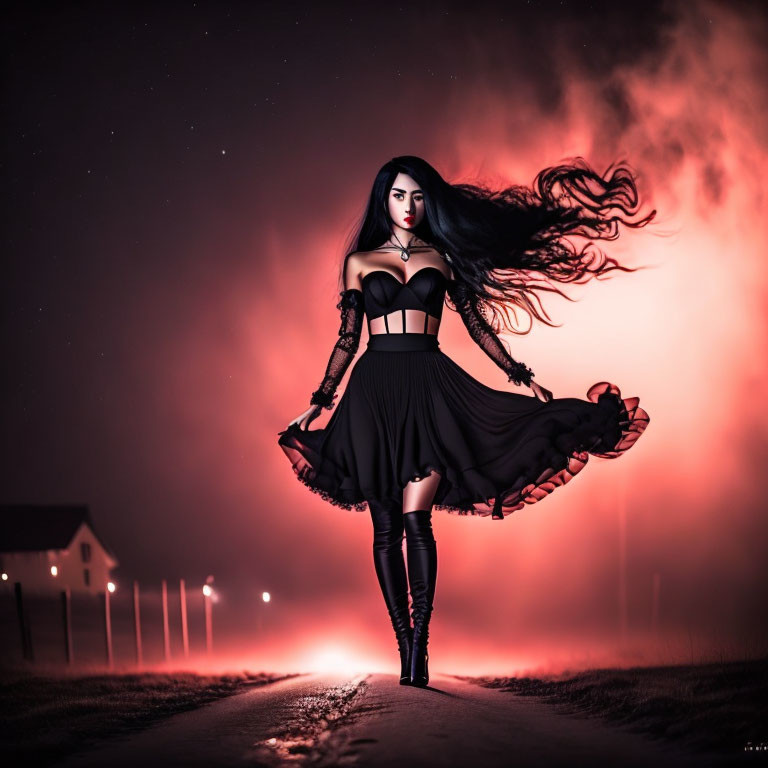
[306,266,535,412]
[362,267,448,323]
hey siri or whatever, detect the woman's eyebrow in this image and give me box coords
[391,187,423,193]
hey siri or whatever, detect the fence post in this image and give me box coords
[133,580,143,668]
[162,579,171,662]
[104,587,114,670]
[204,588,212,655]
[14,582,33,662]
[61,587,73,665]
[617,475,628,651]
[179,578,189,658]
[651,572,661,643]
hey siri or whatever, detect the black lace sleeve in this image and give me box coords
[309,288,365,409]
[447,279,535,387]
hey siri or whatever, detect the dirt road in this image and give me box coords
[55,672,739,767]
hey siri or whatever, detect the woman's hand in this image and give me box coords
[287,401,329,431]
[530,379,553,403]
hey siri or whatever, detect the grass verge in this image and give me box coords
[0,669,296,765]
[461,656,767,756]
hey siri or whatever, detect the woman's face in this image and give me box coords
[387,172,425,230]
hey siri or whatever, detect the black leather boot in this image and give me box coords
[369,499,413,685]
[404,509,437,687]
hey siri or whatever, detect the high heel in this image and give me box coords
[398,625,414,685]
[409,623,430,687]
[404,509,437,688]
[369,499,414,685]
[388,571,414,686]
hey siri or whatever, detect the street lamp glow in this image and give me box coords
[50,565,58,576]
[203,584,213,597]
[107,581,116,593]
[262,591,271,602]
[1,573,7,581]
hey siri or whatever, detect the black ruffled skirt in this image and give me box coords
[278,334,649,519]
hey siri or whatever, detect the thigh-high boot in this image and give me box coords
[369,498,413,685]
[404,509,437,687]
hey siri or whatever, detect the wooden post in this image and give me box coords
[104,587,114,669]
[204,590,212,655]
[179,579,189,658]
[651,572,661,642]
[133,580,143,668]
[14,582,33,662]
[162,579,171,662]
[617,474,628,650]
[61,587,73,666]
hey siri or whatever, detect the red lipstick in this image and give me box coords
[404,216,415,224]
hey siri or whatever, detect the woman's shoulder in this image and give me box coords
[344,249,370,261]
[343,251,370,279]
[343,248,388,272]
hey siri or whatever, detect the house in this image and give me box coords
[0,504,119,595]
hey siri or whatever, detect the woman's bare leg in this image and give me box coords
[403,470,441,514]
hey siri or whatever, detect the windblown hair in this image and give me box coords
[341,154,656,335]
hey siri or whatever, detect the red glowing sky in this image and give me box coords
[2,0,767,673]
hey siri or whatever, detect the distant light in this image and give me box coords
[2,572,8,580]
[107,581,116,593]
[262,591,271,603]
[304,645,370,675]
[51,566,58,576]
[203,584,213,597]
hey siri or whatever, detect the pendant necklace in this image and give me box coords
[391,231,415,262]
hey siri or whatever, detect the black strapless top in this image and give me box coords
[362,267,448,329]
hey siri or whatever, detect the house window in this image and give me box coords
[83,568,90,586]
[81,542,92,563]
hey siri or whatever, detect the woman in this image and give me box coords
[278,155,653,688]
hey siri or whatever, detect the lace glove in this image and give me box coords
[309,288,365,409]
[447,279,535,387]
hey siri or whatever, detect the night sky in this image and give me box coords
[2,0,767,673]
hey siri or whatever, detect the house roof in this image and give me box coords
[0,504,118,559]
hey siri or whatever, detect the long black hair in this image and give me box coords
[341,155,656,335]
